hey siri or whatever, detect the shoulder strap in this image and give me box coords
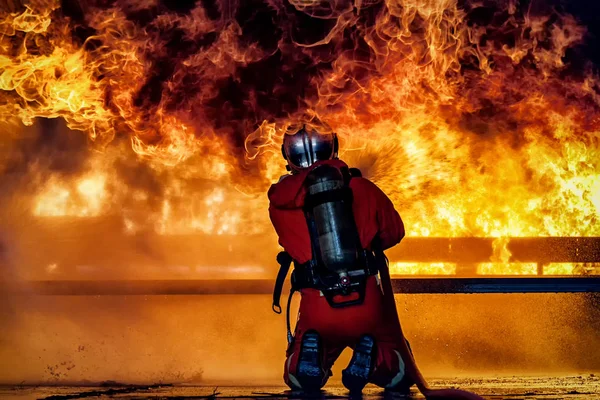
[340,166,352,186]
[349,167,362,178]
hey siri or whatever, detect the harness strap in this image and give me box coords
[272,251,297,344]
[272,251,293,314]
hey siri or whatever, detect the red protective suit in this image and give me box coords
[268,159,412,391]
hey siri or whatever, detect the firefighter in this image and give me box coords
[268,121,413,393]
[268,122,484,399]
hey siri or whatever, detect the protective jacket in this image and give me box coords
[268,159,404,261]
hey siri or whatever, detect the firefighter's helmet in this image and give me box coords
[281,123,339,173]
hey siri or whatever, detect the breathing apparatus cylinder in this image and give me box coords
[304,165,361,275]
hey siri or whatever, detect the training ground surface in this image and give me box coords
[1,376,599,400]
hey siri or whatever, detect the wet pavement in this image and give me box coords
[1,376,599,400]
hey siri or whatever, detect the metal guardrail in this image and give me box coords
[388,237,600,263]
[4,231,599,293]
[9,232,600,277]
[3,277,600,295]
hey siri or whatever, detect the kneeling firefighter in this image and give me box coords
[268,123,483,399]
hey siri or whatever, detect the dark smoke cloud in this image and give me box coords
[59,0,342,154]
[46,0,596,156]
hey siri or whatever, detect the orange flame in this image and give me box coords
[0,1,598,275]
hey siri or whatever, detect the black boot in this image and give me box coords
[296,330,325,392]
[342,334,377,393]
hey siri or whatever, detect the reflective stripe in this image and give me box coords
[385,350,406,389]
[286,352,302,390]
[376,275,384,295]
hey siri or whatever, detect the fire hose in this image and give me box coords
[375,247,484,400]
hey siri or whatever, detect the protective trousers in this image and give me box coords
[284,276,413,391]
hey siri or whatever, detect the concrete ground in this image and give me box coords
[1,375,599,400]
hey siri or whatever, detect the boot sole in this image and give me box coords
[342,335,377,393]
[296,331,325,392]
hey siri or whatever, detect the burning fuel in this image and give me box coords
[0,0,598,276]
